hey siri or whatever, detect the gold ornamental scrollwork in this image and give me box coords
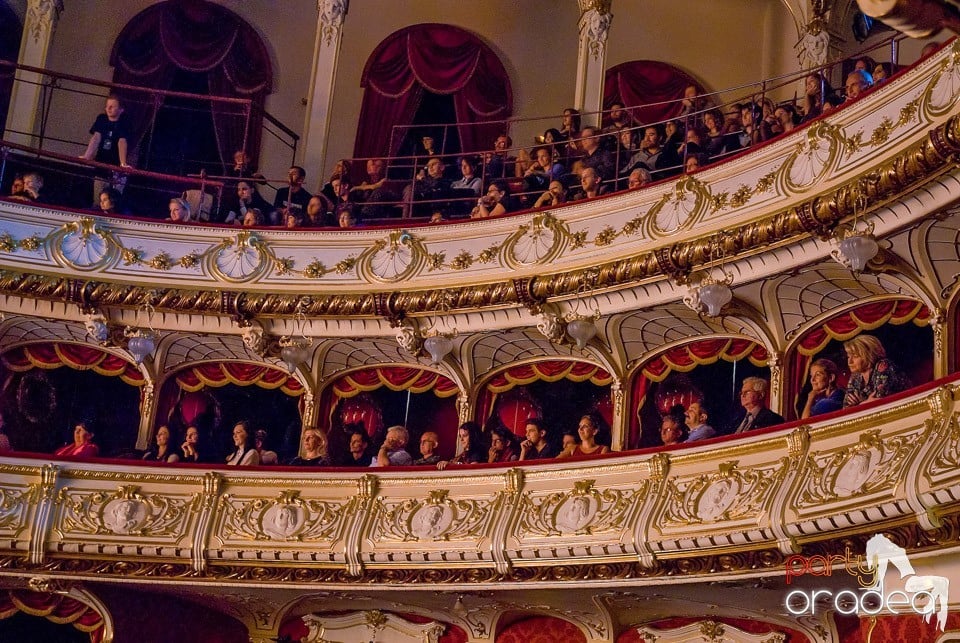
[797,429,920,506]
[55,484,191,537]
[922,41,960,118]
[218,489,344,543]
[207,231,270,283]
[517,479,635,537]
[49,217,117,271]
[661,460,786,526]
[0,485,31,535]
[357,229,427,283]
[645,176,710,239]
[502,212,568,269]
[782,121,842,193]
[370,489,492,543]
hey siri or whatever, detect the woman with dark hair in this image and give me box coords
[800,72,834,123]
[437,421,487,470]
[451,156,483,196]
[488,426,520,463]
[225,421,260,466]
[559,108,581,140]
[143,425,180,463]
[55,422,100,458]
[801,358,845,418]
[180,425,204,463]
[558,414,610,458]
[471,179,519,218]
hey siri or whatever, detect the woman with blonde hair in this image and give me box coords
[843,334,908,408]
[288,428,330,466]
[801,358,845,418]
[167,197,193,223]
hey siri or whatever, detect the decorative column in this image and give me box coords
[300,0,348,187]
[767,351,784,418]
[609,377,625,452]
[4,0,64,146]
[135,382,156,451]
[931,308,947,379]
[573,0,612,128]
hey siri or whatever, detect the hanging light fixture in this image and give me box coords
[833,186,879,272]
[684,233,734,318]
[124,299,157,365]
[564,268,601,350]
[279,298,313,374]
[420,290,457,365]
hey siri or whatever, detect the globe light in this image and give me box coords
[126,332,155,365]
[838,233,879,272]
[423,334,454,365]
[280,338,311,374]
[566,316,598,350]
[698,280,733,317]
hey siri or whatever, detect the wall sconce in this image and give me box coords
[832,187,879,272]
[124,299,157,365]
[563,269,602,350]
[684,233,734,318]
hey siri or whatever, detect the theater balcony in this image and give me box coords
[1,3,960,643]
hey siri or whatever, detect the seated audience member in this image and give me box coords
[228,149,260,180]
[402,156,451,218]
[854,56,877,73]
[513,148,533,179]
[284,210,303,228]
[488,426,520,463]
[558,414,610,458]
[627,168,653,190]
[11,172,44,202]
[337,203,361,228]
[254,429,278,465]
[372,425,413,467]
[225,421,260,466]
[0,412,10,452]
[569,167,610,201]
[560,430,579,453]
[304,195,334,227]
[226,181,272,225]
[143,425,180,463]
[241,208,265,227]
[55,422,100,458]
[483,134,516,180]
[729,377,784,434]
[603,102,634,143]
[437,421,487,470]
[180,426,204,463]
[843,334,908,408]
[96,188,128,216]
[801,357,845,418]
[559,107,581,141]
[800,72,835,123]
[273,166,312,222]
[844,69,873,102]
[519,418,558,460]
[472,179,519,218]
[351,158,397,219]
[660,405,689,446]
[622,126,663,177]
[822,94,844,114]
[523,146,565,193]
[320,159,351,205]
[739,103,772,148]
[533,180,568,208]
[167,198,194,223]
[659,119,686,171]
[873,63,894,83]
[8,174,24,197]
[684,153,708,173]
[722,103,743,135]
[578,126,615,182]
[450,156,483,196]
[339,428,373,466]
[684,401,716,442]
[288,428,330,466]
[413,431,442,466]
[774,104,800,134]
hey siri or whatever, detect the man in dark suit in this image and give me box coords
[729,377,784,434]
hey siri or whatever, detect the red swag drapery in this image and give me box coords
[109,0,273,170]
[604,60,705,127]
[631,338,769,409]
[331,367,458,399]
[354,24,513,160]
[788,298,929,410]
[2,343,144,386]
[498,616,587,643]
[0,591,105,643]
[175,363,303,396]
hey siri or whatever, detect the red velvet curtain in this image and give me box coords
[1,343,144,386]
[497,616,586,643]
[0,591,105,643]
[604,60,705,126]
[109,0,272,169]
[355,24,513,159]
[174,363,303,396]
[331,367,458,399]
[618,617,810,643]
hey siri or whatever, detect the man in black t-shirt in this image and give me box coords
[273,166,312,224]
[81,95,130,168]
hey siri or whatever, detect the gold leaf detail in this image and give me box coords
[571,231,588,249]
[334,257,356,275]
[450,251,473,270]
[476,245,500,264]
[120,248,143,265]
[730,185,752,207]
[0,233,15,252]
[179,253,199,269]
[594,226,618,247]
[274,257,294,275]
[710,193,729,212]
[304,260,327,279]
[427,252,446,271]
[148,253,172,271]
[18,235,42,251]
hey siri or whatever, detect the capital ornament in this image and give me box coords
[579,8,613,61]
[318,0,348,46]
[27,0,64,43]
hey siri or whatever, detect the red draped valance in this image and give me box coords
[332,367,458,399]
[355,23,513,159]
[604,60,705,127]
[2,343,144,386]
[175,363,303,396]
[485,361,613,394]
[0,591,105,642]
[797,299,928,355]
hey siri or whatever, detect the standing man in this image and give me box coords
[372,425,414,467]
[519,418,558,460]
[81,95,131,203]
[413,431,442,466]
